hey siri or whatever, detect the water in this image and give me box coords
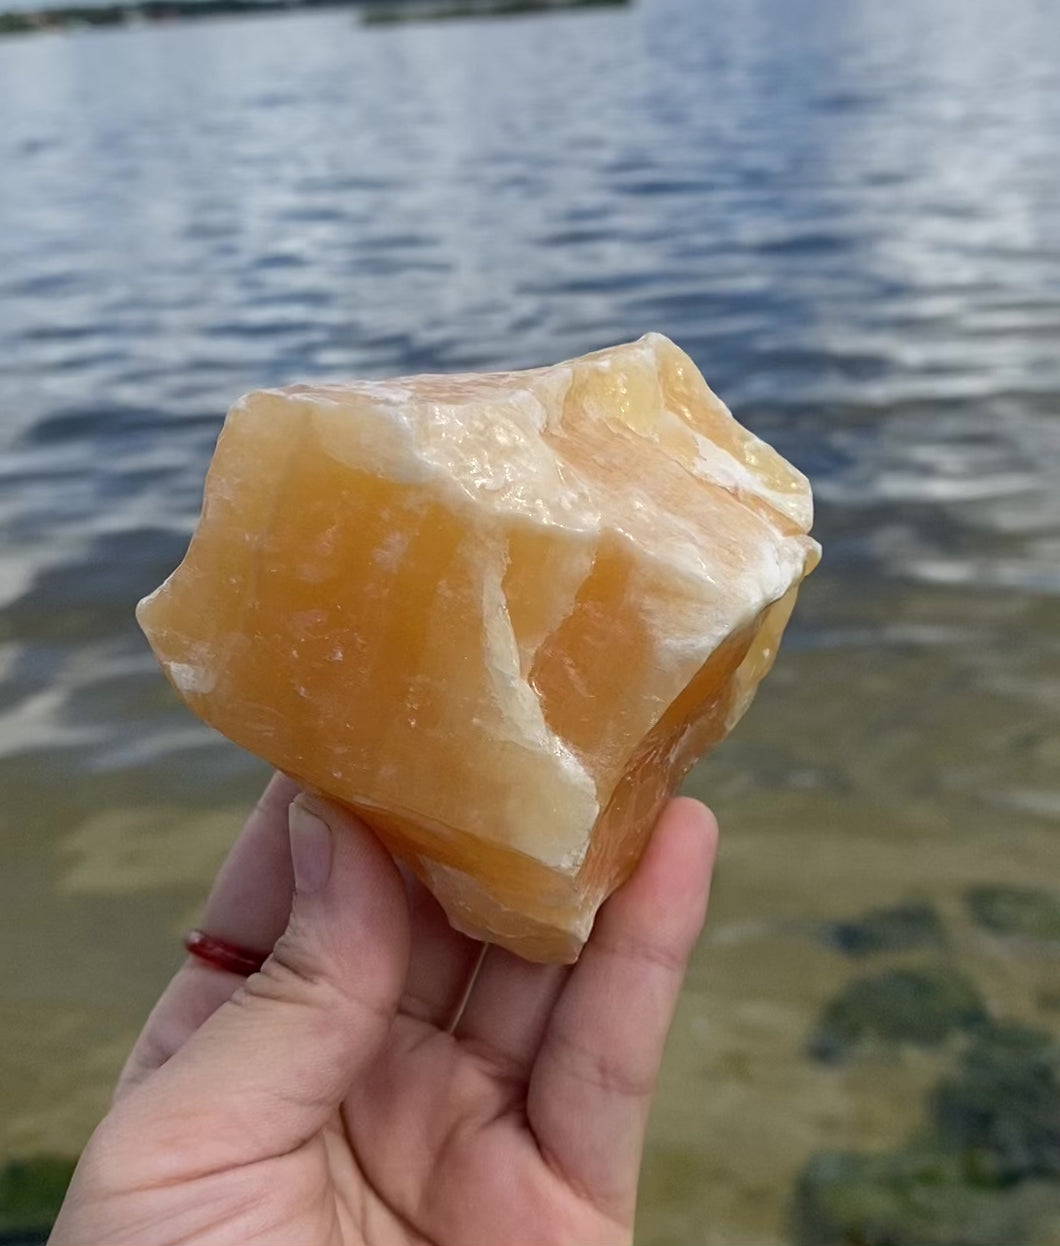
[1,0,1059,1240]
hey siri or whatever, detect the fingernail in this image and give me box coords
[289,799,333,894]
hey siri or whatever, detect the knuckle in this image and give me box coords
[547,1026,656,1101]
[594,928,688,978]
[236,918,396,1035]
[237,922,336,1014]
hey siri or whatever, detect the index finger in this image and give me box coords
[527,798,718,1223]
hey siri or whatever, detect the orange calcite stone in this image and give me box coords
[138,334,819,962]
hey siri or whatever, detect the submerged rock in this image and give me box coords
[0,1154,77,1243]
[966,884,1060,944]
[932,1024,1060,1184]
[823,901,945,957]
[797,1024,1060,1245]
[809,966,988,1062]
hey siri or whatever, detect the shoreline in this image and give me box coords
[0,0,626,37]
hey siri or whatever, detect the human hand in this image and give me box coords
[50,775,717,1246]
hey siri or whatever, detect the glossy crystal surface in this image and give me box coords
[138,334,819,961]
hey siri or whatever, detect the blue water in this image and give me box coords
[1,0,1059,1239]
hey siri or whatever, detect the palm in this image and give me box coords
[51,777,715,1246]
[338,1018,620,1245]
[114,1024,619,1246]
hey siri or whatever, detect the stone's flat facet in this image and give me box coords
[137,334,820,962]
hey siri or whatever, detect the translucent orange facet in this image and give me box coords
[138,334,820,961]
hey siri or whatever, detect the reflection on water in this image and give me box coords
[1,0,1059,1240]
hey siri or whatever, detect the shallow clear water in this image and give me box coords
[1,0,1059,1239]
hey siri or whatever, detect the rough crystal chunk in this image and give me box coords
[137,334,820,962]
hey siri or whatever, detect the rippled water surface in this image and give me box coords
[2,0,1059,1240]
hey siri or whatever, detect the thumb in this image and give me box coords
[117,796,411,1174]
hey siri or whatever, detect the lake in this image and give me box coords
[1,0,1059,1240]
